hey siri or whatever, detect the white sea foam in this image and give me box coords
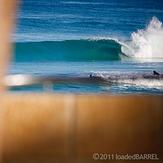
[116,79,163,89]
[121,17,163,59]
[91,72,163,89]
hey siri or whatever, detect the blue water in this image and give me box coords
[10,0,163,94]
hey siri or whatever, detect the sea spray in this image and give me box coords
[121,17,163,59]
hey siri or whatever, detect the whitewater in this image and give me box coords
[121,17,163,59]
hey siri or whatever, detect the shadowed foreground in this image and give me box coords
[0,94,162,163]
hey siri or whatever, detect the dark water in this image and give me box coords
[10,0,163,94]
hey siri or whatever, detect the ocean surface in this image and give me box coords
[10,0,163,94]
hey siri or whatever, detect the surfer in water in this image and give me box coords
[153,71,160,76]
[89,74,93,78]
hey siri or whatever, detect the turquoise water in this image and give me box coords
[11,0,163,94]
[14,40,121,62]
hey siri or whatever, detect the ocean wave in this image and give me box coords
[14,17,163,62]
[14,39,122,62]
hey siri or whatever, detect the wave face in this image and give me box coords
[14,39,121,62]
[121,17,163,59]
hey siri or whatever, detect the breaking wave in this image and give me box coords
[121,17,163,59]
[14,39,122,62]
[14,17,163,62]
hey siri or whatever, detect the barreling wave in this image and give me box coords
[14,17,163,62]
[14,39,122,62]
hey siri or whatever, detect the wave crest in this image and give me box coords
[121,17,163,59]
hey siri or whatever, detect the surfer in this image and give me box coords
[153,71,160,76]
[89,74,93,78]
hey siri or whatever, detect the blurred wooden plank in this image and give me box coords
[0,94,163,163]
[0,2,19,163]
[1,94,75,163]
[75,95,163,162]
[0,0,18,90]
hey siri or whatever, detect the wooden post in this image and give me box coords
[0,0,18,90]
[0,1,18,162]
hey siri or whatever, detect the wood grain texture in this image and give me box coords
[0,94,162,163]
